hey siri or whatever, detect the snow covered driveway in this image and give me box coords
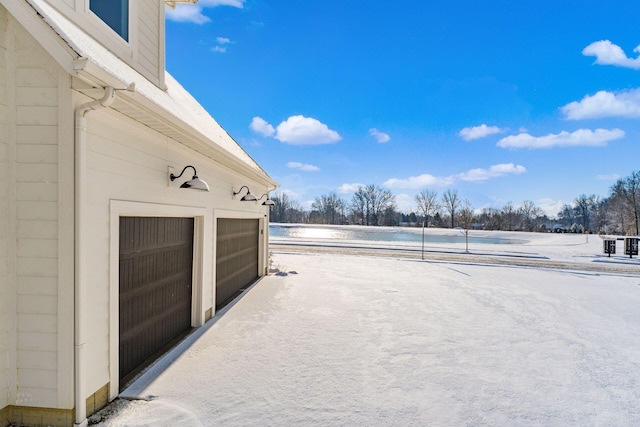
[96,252,640,426]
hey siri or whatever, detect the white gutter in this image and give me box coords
[73,87,116,427]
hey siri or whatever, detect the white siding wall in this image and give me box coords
[0,6,9,412]
[82,107,271,396]
[137,0,162,83]
[47,0,164,88]
[13,17,61,409]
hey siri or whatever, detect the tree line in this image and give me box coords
[269,170,640,235]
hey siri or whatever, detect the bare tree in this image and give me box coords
[611,172,640,235]
[501,202,516,231]
[367,184,395,226]
[350,186,368,225]
[415,189,439,227]
[458,199,475,252]
[441,189,461,228]
[270,192,307,223]
[458,199,475,230]
[519,200,543,232]
[557,203,575,230]
[350,185,395,226]
[311,192,346,224]
[573,194,598,233]
[477,207,502,230]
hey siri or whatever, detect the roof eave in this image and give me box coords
[5,0,278,189]
[75,61,277,188]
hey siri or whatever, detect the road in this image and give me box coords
[270,240,640,275]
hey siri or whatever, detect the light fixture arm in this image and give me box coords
[170,165,197,181]
[169,165,209,191]
[233,185,251,197]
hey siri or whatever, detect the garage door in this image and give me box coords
[119,217,194,385]
[216,218,259,308]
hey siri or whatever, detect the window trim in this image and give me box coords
[88,0,130,42]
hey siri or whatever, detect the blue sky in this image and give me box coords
[165,0,640,216]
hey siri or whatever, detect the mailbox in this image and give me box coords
[624,237,639,258]
[603,239,616,256]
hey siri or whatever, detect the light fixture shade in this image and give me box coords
[170,165,209,191]
[256,193,274,206]
[180,177,210,191]
[233,185,257,201]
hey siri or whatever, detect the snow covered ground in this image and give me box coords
[92,231,640,426]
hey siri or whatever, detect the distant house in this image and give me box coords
[0,1,277,426]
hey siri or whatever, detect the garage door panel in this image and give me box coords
[119,217,194,385]
[216,218,259,308]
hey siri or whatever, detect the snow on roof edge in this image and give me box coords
[23,0,275,185]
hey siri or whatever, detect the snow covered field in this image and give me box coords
[93,231,640,426]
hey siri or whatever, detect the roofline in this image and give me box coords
[1,0,79,72]
[4,0,278,189]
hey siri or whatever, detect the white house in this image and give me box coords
[0,1,277,426]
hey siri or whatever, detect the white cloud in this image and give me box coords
[369,128,391,143]
[274,115,341,145]
[251,115,340,145]
[457,163,526,182]
[394,193,415,213]
[458,124,503,141]
[497,128,625,149]
[250,116,275,137]
[384,174,453,189]
[212,37,232,53]
[595,173,621,181]
[165,6,211,24]
[384,163,526,189]
[338,183,365,194]
[166,1,244,24]
[287,162,321,172]
[582,40,640,70]
[536,198,565,218]
[199,0,245,7]
[275,189,300,199]
[561,89,640,120]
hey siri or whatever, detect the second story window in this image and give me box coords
[90,0,129,42]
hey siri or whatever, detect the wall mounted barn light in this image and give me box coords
[257,194,276,206]
[170,165,210,191]
[233,186,257,201]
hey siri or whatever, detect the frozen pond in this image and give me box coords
[269,224,525,245]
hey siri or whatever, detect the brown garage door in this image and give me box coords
[216,218,259,308]
[119,217,194,385]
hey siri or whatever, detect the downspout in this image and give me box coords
[74,87,116,427]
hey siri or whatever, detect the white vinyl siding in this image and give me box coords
[32,0,164,88]
[136,0,161,82]
[13,19,60,408]
[0,5,9,412]
[83,108,269,395]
